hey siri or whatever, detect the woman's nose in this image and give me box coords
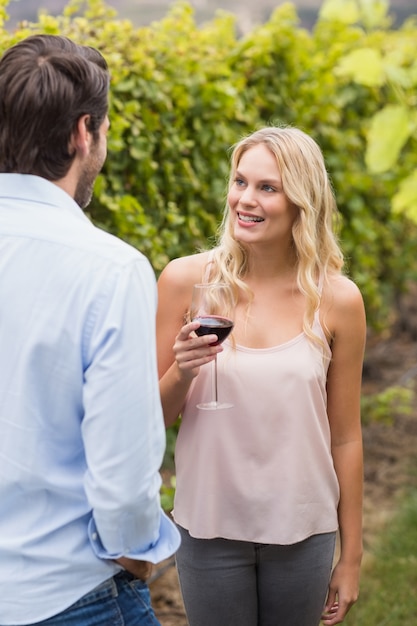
[240,186,257,206]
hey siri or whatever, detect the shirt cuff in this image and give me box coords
[88,511,181,564]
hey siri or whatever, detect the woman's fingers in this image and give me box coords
[174,322,221,372]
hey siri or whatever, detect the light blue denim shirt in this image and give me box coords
[0,174,180,624]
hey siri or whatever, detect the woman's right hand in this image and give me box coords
[173,320,222,381]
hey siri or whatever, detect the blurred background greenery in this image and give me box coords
[5,0,417,30]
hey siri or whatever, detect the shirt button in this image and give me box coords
[92,533,98,541]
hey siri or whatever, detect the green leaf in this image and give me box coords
[365,105,411,173]
[336,48,384,86]
[319,0,360,24]
[392,170,417,223]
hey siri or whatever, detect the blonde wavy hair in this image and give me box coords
[207,126,344,345]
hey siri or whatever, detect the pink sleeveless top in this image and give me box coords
[172,298,340,545]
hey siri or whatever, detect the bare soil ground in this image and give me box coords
[149,297,417,626]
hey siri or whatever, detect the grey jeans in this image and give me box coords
[176,526,336,626]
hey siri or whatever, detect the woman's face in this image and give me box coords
[227,143,298,248]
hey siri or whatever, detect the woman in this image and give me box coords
[157,126,365,626]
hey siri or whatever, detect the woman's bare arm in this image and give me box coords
[156,254,221,427]
[322,275,366,626]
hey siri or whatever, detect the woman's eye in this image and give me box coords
[234,178,246,187]
[262,184,275,192]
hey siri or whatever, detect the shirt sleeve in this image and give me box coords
[81,255,180,563]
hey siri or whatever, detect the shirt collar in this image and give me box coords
[0,173,91,224]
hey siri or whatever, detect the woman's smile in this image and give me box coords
[237,211,265,225]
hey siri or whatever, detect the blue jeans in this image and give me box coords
[19,571,160,626]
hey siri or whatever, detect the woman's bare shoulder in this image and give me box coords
[158,251,212,291]
[322,273,366,335]
[326,273,364,309]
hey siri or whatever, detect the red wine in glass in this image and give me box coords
[190,283,235,410]
[193,315,234,346]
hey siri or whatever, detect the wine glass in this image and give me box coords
[190,283,235,410]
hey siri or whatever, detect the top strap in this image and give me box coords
[314,273,325,322]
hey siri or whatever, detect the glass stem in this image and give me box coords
[213,355,218,404]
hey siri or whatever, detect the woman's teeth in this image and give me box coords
[239,214,264,223]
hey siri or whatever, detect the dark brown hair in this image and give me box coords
[0,34,109,179]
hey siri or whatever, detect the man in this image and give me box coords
[0,34,180,625]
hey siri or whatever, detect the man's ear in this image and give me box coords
[69,115,92,157]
